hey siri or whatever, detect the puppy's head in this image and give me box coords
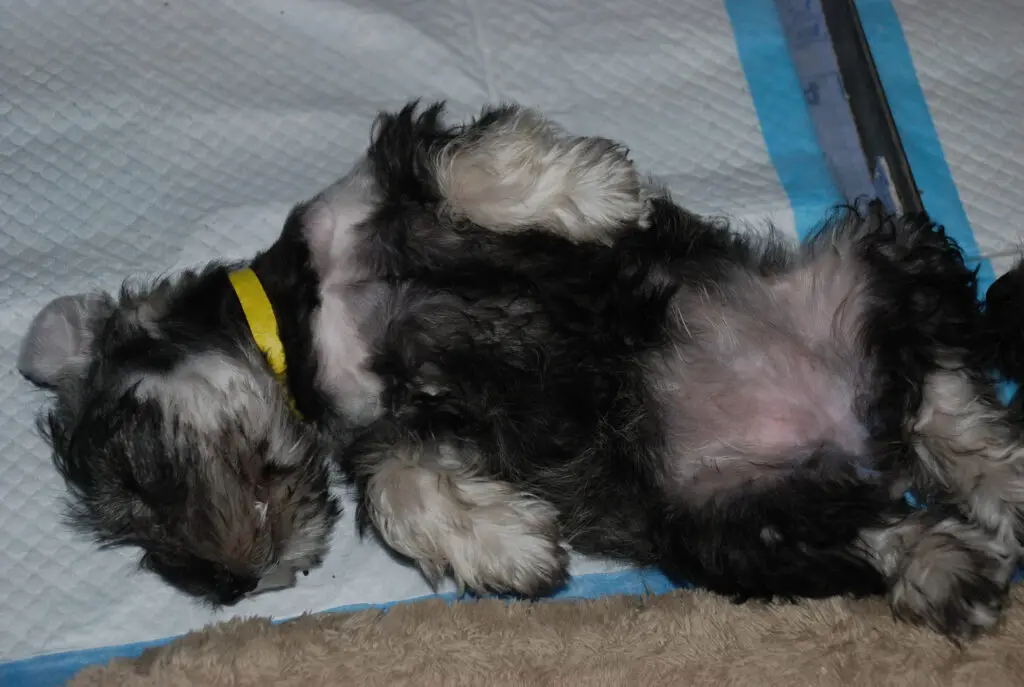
[19,271,340,605]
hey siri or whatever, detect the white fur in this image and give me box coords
[130,350,316,485]
[365,447,565,595]
[275,503,335,569]
[303,161,385,426]
[303,159,378,279]
[132,352,273,433]
[310,294,383,425]
[254,505,337,595]
[253,565,297,594]
[434,107,649,244]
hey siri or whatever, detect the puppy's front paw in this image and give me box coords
[888,530,1010,639]
[442,497,571,597]
[368,462,570,597]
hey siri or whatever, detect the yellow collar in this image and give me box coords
[228,267,302,419]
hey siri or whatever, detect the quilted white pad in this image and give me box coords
[0,0,805,663]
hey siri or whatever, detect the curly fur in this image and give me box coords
[337,103,1024,638]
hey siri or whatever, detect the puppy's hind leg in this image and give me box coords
[368,102,649,245]
[848,212,1023,635]
[853,363,1024,639]
[858,509,1012,638]
[911,364,1024,561]
[347,420,569,596]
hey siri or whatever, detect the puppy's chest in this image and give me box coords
[650,258,877,494]
[310,280,388,426]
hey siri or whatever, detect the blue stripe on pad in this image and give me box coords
[853,0,1014,407]
[725,0,845,238]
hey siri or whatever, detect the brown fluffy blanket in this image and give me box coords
[70,587,1024,686]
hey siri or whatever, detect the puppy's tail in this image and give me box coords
[367,101,649,247]
[981,258,1024,386]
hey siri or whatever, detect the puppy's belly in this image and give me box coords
[653,256,874,501]
[659,362,870,500]
[312,283,385,426]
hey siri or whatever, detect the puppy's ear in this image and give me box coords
[19,293,113,388]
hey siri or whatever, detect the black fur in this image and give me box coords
[982,260,1024,419]
[328,104,1024,641]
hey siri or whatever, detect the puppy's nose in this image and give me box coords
[232,575,259,597]
[218,575,259,605]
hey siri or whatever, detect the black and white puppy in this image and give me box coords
[16,102,646,606]
[20,102,1024,640]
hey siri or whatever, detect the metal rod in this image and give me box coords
[819,0,923,214]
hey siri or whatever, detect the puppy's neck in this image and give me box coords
[247,207,327,422]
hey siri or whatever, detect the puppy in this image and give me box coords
[17,102,646,605]
[21,102,1024,641]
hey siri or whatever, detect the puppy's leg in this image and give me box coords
[434,105,649,243]
[367,102,649,245]
[913,365,1024,529]
[896,370,1024,638]
[841,211,1021,635]
[858,510,1012,637]
[349,423,569,596]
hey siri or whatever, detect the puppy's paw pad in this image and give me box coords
[889,538,1009,638]
[892,574,1005,639]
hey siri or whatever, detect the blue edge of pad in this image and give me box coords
[1,2,1017,684]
